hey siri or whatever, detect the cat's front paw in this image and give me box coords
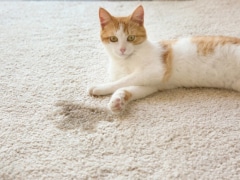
[87,85,110,96]
[88,86,96,96]
[108,90,132,113]
[88,86,101,96]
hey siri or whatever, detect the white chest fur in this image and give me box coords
[106,40,165,84]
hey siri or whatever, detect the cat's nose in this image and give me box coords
[120,48,126,54]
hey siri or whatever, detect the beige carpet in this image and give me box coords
[1,0,240,179]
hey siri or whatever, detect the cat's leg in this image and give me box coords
[88,72,162,96]
[88,75,135,96]
[108,86,158,113]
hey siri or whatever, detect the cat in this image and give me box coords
[88,5,240,113]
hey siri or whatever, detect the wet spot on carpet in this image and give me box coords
[52,100,114,132]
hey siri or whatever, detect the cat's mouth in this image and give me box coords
[118,53,131,59]
[117,50,135,59]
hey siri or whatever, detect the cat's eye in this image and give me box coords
[110,36,118,42]
[127,35,135,42]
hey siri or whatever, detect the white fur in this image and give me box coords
[169,38,240,91]
[88,27,240,113]
[104,24,165,83]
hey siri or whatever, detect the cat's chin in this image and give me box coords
[114,53,132,59]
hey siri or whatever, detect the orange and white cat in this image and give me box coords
[88,5,240,113]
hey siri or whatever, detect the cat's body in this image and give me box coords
[88,5,240,113]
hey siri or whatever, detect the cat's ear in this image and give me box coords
[99,7,112,29]
[131,5,144,26]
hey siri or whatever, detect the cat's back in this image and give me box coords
[168,36,240,58]
[162,36,240,89]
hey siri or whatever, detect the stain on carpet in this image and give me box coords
[52,100,114,132]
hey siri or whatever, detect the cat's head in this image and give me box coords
[99,5,147,59]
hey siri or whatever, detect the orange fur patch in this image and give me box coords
[160,40,176,81]
[192,36,240,56]
[124,90,132,101]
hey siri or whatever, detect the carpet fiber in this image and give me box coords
[1,0,240,179]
